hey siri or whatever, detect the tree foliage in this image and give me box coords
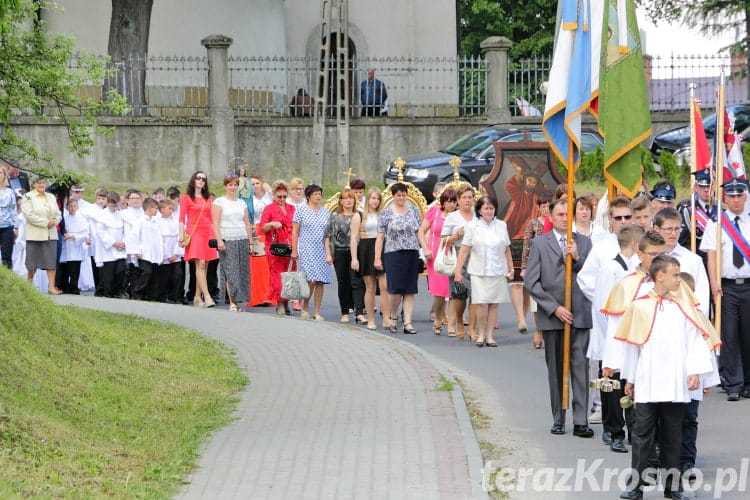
[458,0,557,58]
[0,0,128,185]
[638,0,750,43]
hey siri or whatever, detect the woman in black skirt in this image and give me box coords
[350,187,390,330]
[374,183,422,334]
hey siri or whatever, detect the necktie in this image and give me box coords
[734,216,744,268]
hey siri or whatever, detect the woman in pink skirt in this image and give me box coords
[418,187,458,335]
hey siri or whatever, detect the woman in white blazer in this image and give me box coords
[454,196,514,347]
[21,177,62,294]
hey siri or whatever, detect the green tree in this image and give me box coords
[0,0,128,185]
[638,0,750,98]
[458,0,557,58]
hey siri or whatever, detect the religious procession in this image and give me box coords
[3,0,750,498]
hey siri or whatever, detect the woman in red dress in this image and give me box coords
[260,180,296,315]
[179,171,218,307]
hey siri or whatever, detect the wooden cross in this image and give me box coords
[342,167,356,187]
[449,155,462,186]
[394,157,406,182]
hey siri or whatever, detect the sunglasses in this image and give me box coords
[195,175,207,181]
[612,215,632,221]
[276,194,288,199]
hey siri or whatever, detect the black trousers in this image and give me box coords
[0,226,14,268]
[59,260,82,294]
[630,402,686,492]
[100,259,126,298]
[333,249,355,314]
[131,260,158,300]
[680,399,700,472]
[719,280,750,393]
[157,261,183,302]
[600,366,626,440]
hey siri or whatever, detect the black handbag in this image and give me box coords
[450,279,469,300]
[269,242,292,257]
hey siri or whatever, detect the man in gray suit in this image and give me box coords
[524,198,594,437]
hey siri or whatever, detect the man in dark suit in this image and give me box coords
[524,198,594,437]
[6,165,30,196]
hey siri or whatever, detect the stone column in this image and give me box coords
[201,35,235,178]
[480,36,513,124]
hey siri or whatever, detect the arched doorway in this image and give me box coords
[318,36,357,117]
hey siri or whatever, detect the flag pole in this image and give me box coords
[689,84,698,252]
[714,73,726,333]
[562,145,575,409]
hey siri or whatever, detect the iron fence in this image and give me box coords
[29,52,749,118]
[647,53,748,111]
[228,55,488,118]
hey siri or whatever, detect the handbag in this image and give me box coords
[270,243,292,257]
[433,238,456,276]
[450,279,469,300]
[281,259,310,300]
[269,230,292,257]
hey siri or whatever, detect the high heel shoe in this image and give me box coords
[193,297,205,308]
[432,323,442,335]
[204,298,216,308]
[355,314,367,324]
[403,323,417,334]
[475,338,486,348]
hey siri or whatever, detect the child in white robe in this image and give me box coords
[59,199,90,294]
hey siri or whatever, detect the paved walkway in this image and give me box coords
[53,296,487,499]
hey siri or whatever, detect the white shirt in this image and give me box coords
[700,210,750,279]
[96,209,126,263]
[588,253,635,361]
[139,215,164,264]
[462,218,510,276]
[667,244,710,314]
[213,197,249,240]
[618,299,713,404]
[121,206,144,256]
[158,216,182,262]
[60,213,89,263]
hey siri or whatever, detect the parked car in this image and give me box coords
[383,127,604,201]
[650,102,750,165]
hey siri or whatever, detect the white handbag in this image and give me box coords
[280,259,310,300]
[433,238,457,276]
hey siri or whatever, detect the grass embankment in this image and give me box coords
[0,267,247,498]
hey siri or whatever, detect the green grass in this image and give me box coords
[435,375,454,392]
[0,267,247,498]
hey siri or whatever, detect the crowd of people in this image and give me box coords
[3,160,747,497]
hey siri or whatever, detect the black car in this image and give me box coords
[383,127,604,201]
[650,102,750,165]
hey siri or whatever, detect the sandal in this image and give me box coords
[447,331,457,337]
[403,323,417,335]
[385,316,398,334]
[432,323,442,335]
[230,303,239,312]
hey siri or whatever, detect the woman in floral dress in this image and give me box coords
[291,184,331,320]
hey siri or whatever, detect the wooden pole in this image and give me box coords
[561,148,575,409]
[714,75,725,333]
[689,85,697,253]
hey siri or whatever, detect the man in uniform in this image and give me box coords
[650,180,676,213]
[701,178,750,401]
[677,168,717,265]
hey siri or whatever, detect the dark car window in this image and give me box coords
[581,133,602,152]
[702,105,750,136]
[441,130,502,158]
[496,131,602,153]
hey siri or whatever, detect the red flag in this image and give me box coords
[690,98,711,174]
